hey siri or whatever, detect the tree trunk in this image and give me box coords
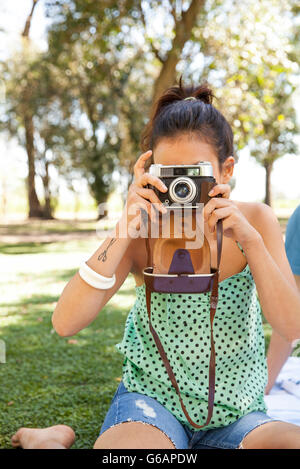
[22,0,40,38]
[151,0,206,107]
[22,0,43,218]
[42,159,54,219]
[24,113,44,218]
[264,161,273,207]
[0,176,7,218]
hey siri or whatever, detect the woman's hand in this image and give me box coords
[204,184,260,247]
[208,183,231,200]
[122,150,168,232]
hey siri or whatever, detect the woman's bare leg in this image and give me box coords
[241,421,300,449]
[93,421,176,449]
[11,425,75,449]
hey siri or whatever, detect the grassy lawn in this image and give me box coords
[0,228,137,449]
[0,217,294,449]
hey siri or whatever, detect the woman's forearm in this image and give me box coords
[52,215,133,337]
[265,331,293,394]
[265,274,300,394]
[243,234,300,342]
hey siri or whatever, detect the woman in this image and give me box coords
[11,80,300,449]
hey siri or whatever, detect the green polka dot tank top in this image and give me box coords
[116,252,268,431]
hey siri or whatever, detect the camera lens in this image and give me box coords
[169,177,197,204]
[174,182,190,199]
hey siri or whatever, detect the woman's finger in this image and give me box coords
[207,206,233,232]
[135,187,167,214]
[136,172,168,193]
[133,150,153,180]
[208,184,231,199]
[129,199,156,223]
[204,197,232,221]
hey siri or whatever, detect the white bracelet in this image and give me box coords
[78,262,116,290]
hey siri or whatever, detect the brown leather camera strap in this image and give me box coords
[144,218,223,429]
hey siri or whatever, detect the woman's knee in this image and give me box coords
[241,421,300,449]
[93,421,176,449]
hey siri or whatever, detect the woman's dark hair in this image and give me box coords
[140,76,235,169]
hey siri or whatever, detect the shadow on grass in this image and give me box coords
[9,269,77,287]
[0,230,138,448]
[0,294,59,309]
[0,239,100,256]
[0,294,132,449]
[0,220,98,236]
[0,242,55,255]
[34,268,78,283]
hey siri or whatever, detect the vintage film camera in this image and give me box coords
[147,161,217,208]
[145,162,218,275]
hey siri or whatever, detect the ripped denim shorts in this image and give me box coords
[98,381,278,449]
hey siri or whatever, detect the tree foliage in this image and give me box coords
[187,0,299,204]
[1,0,299,216]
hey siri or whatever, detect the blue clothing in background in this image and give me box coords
[285,205,300,275]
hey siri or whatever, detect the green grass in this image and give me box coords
[0,217,293,449]
[0,219,98,236]
[0,232,137,449]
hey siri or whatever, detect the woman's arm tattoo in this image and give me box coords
[97,238,117,262]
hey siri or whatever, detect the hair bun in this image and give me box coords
[192,84,214,105]
[177,76,214,105]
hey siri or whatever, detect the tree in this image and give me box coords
[4,0,297,215]
[187,0,299,206]
[1,41,62,218]
[1,1,90,218]
[43,0,208,209]
[138,0,206,106]
[20,0,44,217]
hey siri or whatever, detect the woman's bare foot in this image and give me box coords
[11,424,75,449]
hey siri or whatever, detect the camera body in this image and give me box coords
[147,162,216,208]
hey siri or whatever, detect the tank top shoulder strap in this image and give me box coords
[236,240,245,256]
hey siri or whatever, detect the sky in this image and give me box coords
[0,0,300,211]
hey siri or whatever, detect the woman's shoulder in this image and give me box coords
[234,200,280,236]
[235,200,275,216]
